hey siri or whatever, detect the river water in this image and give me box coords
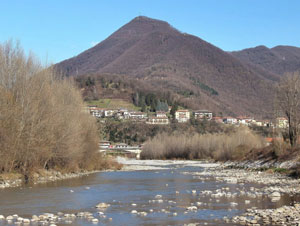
[0,159,298,225]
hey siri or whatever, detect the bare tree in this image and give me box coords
[0,41,108,178]
[276,71,300,147]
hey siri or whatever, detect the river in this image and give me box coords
[0,159,298,225]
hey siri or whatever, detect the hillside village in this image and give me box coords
[87,105,289,129]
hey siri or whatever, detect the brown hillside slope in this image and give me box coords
[231,45,300,75]
[56,16,279,117]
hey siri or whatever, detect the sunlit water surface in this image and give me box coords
[0,161,299,225]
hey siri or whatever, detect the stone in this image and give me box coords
[269,192,281,197]
[186,206,197,211]
[17,217,23,221]
[92,218,99,223]
[6,215,13,220]
[23,218,30,224]
[57,212,64,216]
[139,212,147,216]
[96,202,110,209]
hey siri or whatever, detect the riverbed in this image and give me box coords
[0,158,299,225]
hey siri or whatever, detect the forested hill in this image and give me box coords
[231,45,300,76]
[55,16,287,118]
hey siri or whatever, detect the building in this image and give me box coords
[114,143,129,149]
[254,120,263,127]
[237,116,253,126]
[88,106,105,118]
[128,111,148,120]
[263,120,272,127]
[99,141,111,149]
[212,116,224,123]
[156,111,167,118]
[175,110,190,123]
[276,117,288,128]
[104,109,117,117]
[114,108,129,120]
[194,110,213,120]
[146,111,169,125]
[146,116,169,125]
[223,117,238,125]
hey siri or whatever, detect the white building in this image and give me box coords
[175,110,190,123]
[276,117,288,128]
[104,109,116,117]
[99,141,111,149]
[223,117,238,125]
[156,111,167,118]
[194,110,213,120]
[128,111,148,120]
[237,116,253,126]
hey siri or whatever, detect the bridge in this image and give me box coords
[99,146,142,159]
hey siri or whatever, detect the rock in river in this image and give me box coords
[269,191,281,197]
[96,202,110,209]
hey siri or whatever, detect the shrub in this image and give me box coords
[141,127,265,161]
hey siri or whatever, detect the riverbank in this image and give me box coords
[231,203,300,225]
[0,157,122,189]
[179,160,300,225]
[0,170,103,189]
[117,157,220,171]
[119,157,300,195]
[187,162,300,194]
[119,158,300,225]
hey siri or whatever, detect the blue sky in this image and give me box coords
[1,0,299,63]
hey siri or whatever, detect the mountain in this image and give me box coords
[56,16,280,118]
[231,45,300,75]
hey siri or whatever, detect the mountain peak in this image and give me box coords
[55,16,279,117]
[123,16,173,33]
[131,16,169,24]
[254,45,269,50]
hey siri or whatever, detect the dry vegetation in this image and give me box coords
[100,119,229,145]
[0,41,118,180]
[141,127,266,161]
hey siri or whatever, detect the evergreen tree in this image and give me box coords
[170,103,178,119]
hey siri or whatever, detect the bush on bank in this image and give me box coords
[141,127,266,161]
[0,41,117,179]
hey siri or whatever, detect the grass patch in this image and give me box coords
[86,99,140,110]
[273,168,289,173]
[0,173,23,181]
